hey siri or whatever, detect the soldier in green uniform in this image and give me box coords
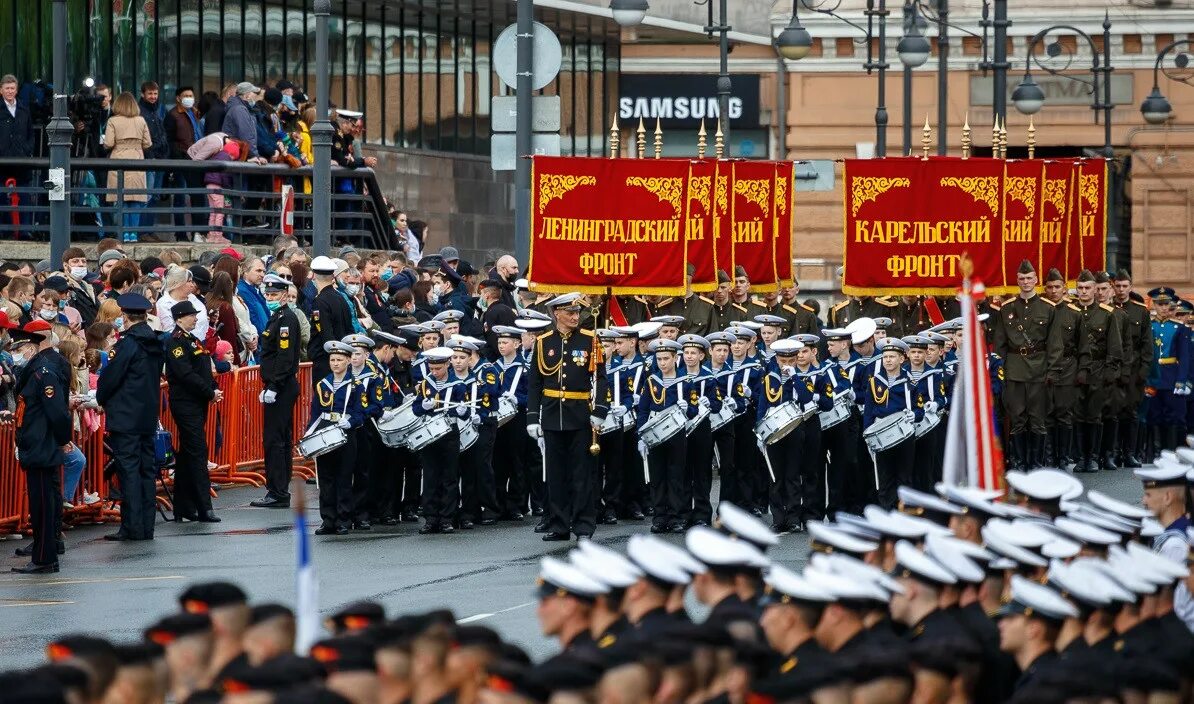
[730,265,753,308]
[615,295,654,326]
[779,282,821,336]
[1112,269,1152,467]
[891,296,931,340]
[1096,272,1130,470]
[1043,268,1082,471]
[1073,270,1123,473]
[709,269,748,331]
[828,269,898,329]
[747,289,789,335]
[992,260,1061,470]
[653,264,713,336]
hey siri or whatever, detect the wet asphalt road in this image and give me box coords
[0,468,1144,669]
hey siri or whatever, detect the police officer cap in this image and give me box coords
[447,338,478,352]
[632,320,664,340]
[685,526,769,570]
[179,581,247,613]
[342,334,374,349]
[545,292,583,311]
[897,486,963,524]
[1133,460,1189,488]
[892,540,957,586]
[518,308,552,322]
[434,309,464,323]
[116,293,153,313]
[753,314,786,327]
[706,331,734,347]
[980,522,1047,568]
[171,299,200,320]
[1086,489,1151,520]
[536,557,608,601]
[492,325,523,339]
[763,564,831,604]
[144,613,211,646]
[901,335,931,349]
[822,327,851,342]
[807,520,879,557]
[575,539,644,588]
[727,325,756,341]
[678,334,710,352]
[626,534,699,586]
[1047,560,1112,609]
[647,339,682,355]
[1045,267,1064,283]
[1149,286,1177,304]
[877,337,909,355]
[872,316,893,328]
[923,534,984,584]
[372,331,403,348]
[845,317,877,344]
[1017,259,1036,275]
[595,328,619,342]
[1052,516,1118,547]
[771,339,803,357]
[515,318,552,332]
[309,255,337,274]
[793,333,821,346]
[1005,468,1083,502]
[422,347,454,364]
[652,315,685,328]
[716,502,780,551]
[998,575,1079,622]
[716,269,731,284]
[263,274,289,291]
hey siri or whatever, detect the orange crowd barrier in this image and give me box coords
[1,363,317,534]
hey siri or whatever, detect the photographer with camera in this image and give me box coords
[165,86,204,242]
[0,75,34,238]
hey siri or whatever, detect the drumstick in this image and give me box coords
[639,445,651,484]
[758,435,777,482]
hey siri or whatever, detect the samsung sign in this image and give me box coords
[619,74,761,128]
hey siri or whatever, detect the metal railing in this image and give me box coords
[0,157,395,250]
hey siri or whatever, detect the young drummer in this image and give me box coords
[594,329,625,526]
[862,337,922,509]
[491,325,529,521]
[516,316,552,526]
[728,325,766,516]
[306,341,368,536]
[343,333,386,531]
[636,339,697,534]
[679,334,721,527]
[821,327,864,513]
[792,334,835,525]
[611,325,649,521]
[755,315,786,364]
[410,347,464,534]
[904,334,947,492]
[369,330,409,525]
[706,331,741,516]
[449,338,499,529]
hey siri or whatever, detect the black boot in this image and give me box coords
[1043,428,1056,467]
[1088,422,1104,472]
[1101,419,1118,470]
[1141,424,1156,465]
[1059,425,1077,472]
[1164,425,1180,452]
[1030,433,1048,469]
[1075,424,1094,473]
[1122,421,1142,468]
[1008,433,1026,471]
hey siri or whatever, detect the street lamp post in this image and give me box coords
[48,0,72,265]
[1012,16,1114,158]
[864,0,890,156]
[897,4,930,154]
[1140,39,1193,125]
[514,0,533,270]
[311,0,333,257]
[935,0,947,156]
[702,0,733,149]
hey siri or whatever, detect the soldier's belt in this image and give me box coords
[1158,357,1178,365]
[543,389,591,400]
[1016,345,1044,356]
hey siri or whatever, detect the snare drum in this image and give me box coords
[376,399,420,448]
[818,396,852,430]
[494,396,519,427]
[685,404,711,435]
[405,414,455,451]
[598,411,623,435]
[639,406,687,448]
[297,424,348,459]
[914,410,942,438]
[622,411,635,431]
[755,402,803,445]
[709,402,740,432]
[863,413,915,453]
[457,419,479,450]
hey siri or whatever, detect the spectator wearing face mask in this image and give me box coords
[164,85,205,243]
[156,265,209,339]
[60,247,99,326]
[238,257,270,339]
[39,278,82,331]
[223,82,264,162]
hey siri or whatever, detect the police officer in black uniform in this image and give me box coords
[306,256,354,385]
[251,275,302,509]
[163,299,222,523]
[11,321,71,574]
[97,293,164,542]
[527,293,609,542]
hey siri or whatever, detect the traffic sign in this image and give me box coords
[491,95,561,133]
[491,134,561,172]
[493,21,562,91]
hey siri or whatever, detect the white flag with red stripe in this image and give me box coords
[941,272,1003,489]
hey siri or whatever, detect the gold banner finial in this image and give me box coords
[715,122,725,159]
[636,118,646,159]
[654,118,663,159]
[1027,117,1036,160]
[697,120,707,159]
[992,117,999,156]
[999,117,1008,159]
[962,113,971,160]
[921,116,932,160]
[609,115,620,159]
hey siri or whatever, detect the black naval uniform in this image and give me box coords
[14,348,72,570]
[257,303,302,504]
[97,321,164,541]
[163,327,218,520]
[307,284,354,384]
[527,326,609,539]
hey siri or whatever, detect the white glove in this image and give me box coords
[637,440,648,456]
[261,389,277,404]
[903,409,916,423]
[590,415,603,430]
[756,435,767,454]
[421,397,436,411]
[632,394,641,406]
[845,388,856,403]
[336,418,352,430]
[811,393,820,404]
[381,408,399,421]
[726,398,739,413]
[610,405,627,417]
[502,390,516,400]
[699,396,711,409]
[924,401,939,415]
[527,423,543,439]
[454,406,470,418]
[741,386,752,399]
[470,415,482,427]
[781,366,795,379]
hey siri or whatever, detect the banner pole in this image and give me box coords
[654,118,663,159]
[961,114,971,160]
[637,118,647,159]
[999,118,1008,159]
[715,123,725,160]
[921,116,932,160]
[697,120,707,160]
[1027,117,1036,160]
[610,115,620,159]
[992,117,999,158]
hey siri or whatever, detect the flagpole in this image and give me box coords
[293,477,319,653]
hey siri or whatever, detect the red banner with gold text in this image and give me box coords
[731,160,779,293]
[713,162,735,281]
[773,161,795,288]
[686,160,718,292]
[528,156,690,295]
[1041,159,1075,281]
[1001,159,1043,287]
[1074,159,1108,278]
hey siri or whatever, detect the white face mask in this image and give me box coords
[70,266,87,279]
[427,292,439,306]
[10,352,24,366]
[39,309,56,320]
[181,97,195,109]
[345,284,360,296]
[432,284,444,297]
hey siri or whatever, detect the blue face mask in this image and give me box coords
[381,270,394,282]
[267,300,282,312]
[57,300,66,310]
[113,316,124,330]
[20,301,31,312]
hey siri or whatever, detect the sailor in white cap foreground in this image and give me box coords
[305,340,368,536]
[861,337,920,510]
[409,346,465,535]
[307,255,355,384]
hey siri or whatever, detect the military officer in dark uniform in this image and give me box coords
[306,256,354,386]
[164,299,222,523]
[1096,272,1129,470]
[10,321,72,573]
[1074,270,1122,473]
[250,275,302,509]
[653,264,713,336]
[1043,268,1081,471]
[709,270,749,331]
[747,289,790,334]
[779,282,821,337]
[97,294,164,542]
[1112,269,1152,467]
[992,260,1061,470]
[890,296,931,340]
[614,295,654,326]
[527,292,609,542]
